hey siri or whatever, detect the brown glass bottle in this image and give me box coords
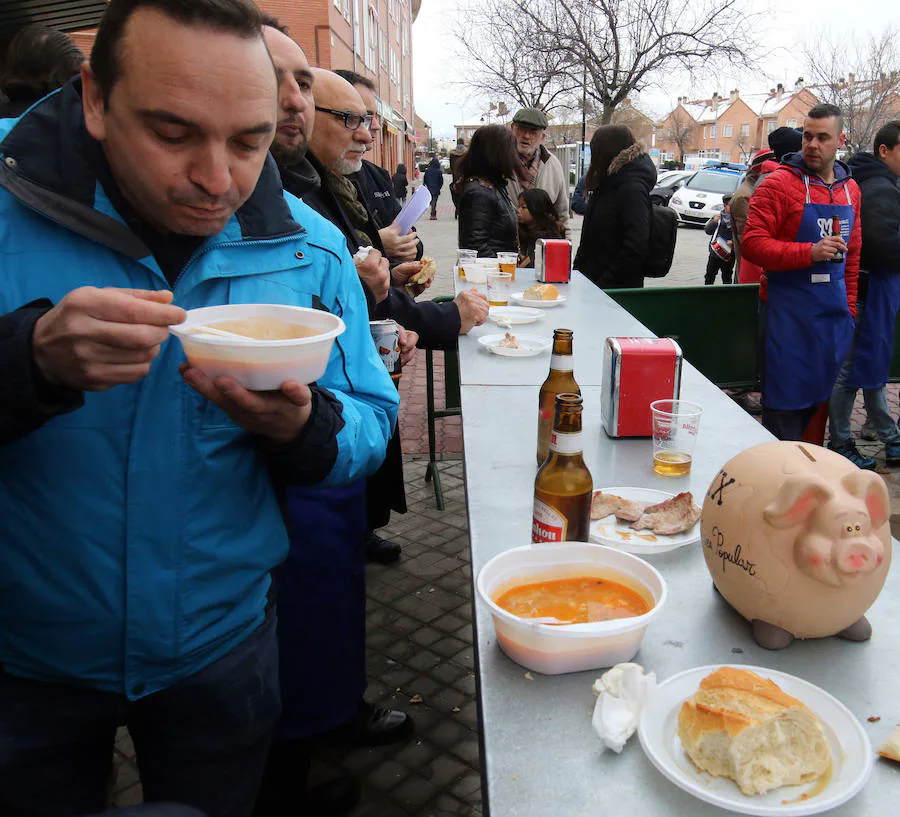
[532,393,593,543]
[537,329,580,465]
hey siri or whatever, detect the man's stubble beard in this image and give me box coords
[270,137,309,168]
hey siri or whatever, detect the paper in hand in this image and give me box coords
[393,185,431,236]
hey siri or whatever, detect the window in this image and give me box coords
[740,123,750,137]
[366,9,377,67]
[401,14,409,55]
[786,118,797,128]
[390,47,399,84]
[703,126,707,139]
[380,30,387,67]
[767,119,777,134]
[341,0,351,22]
[353,0,361,56]
[709,125,717,139]
[333,0,341,8]
[722,124,732,137]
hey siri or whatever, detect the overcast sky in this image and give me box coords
[412,0,893,138]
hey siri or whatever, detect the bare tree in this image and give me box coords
[803,28,900,153]
[454,0,762,124]
[452,0,575,113]
[665,108,696,163]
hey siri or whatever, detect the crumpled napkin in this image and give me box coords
[591,662,657,753]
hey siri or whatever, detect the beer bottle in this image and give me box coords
[831,215,845,264]
[537,329,580,465]
[532,393,593,543]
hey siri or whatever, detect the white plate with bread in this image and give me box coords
[510,284,567,308]
[638,665,873,816]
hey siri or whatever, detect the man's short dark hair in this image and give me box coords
[90,0,264,105]
[0,25,84,103]
[259,13,288,34]
[333,69,376,93]
[874,120,900,154]
[806,103,843,133]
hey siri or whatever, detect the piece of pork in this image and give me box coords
[590,491,646,522]
[630,491,701,535]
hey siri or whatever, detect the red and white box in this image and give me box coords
[535,239,571,283]
[601,337,683,437]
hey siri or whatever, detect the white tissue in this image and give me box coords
[353,246,372,262]
[591,662,657,753]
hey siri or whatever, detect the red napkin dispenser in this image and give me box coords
[601,337,683,437]
[535,239,571,283]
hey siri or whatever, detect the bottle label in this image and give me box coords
[550,354,573,372]
[532,498,566,542]
[549,430,583,455]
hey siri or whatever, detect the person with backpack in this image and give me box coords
[703,194,735,284]
[573,125,656,289]
[423,156,443,219]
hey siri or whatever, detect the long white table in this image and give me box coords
[460,270,900,815]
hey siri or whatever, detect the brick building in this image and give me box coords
[63,0,421,174]
[657,83,821,166]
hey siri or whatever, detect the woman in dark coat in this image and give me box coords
[423,157,443,218]
[392,163,408,202]
[574,125,656,289]
[455,124,519,256]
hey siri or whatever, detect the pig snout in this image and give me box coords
[837,538,882,574]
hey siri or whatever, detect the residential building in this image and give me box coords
[63,0,423,174]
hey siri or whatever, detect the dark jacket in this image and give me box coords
[0,97,34,119]
[574,144,655,289]
[289,153,460,349]
[423,158,443,196]
[392,170,408,200]
[351,159,423,261]
[848,151,900,273]
[571,174,588,215]
[457,177,518,257]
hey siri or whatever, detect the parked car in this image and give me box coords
[649,170,694,207]
[440,157,450,171]
[668,166,743,226]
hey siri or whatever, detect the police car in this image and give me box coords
[668,163,744,227]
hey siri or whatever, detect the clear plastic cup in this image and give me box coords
[650,400,703,477]
[464,261,487,284]
[486,271,513,306]
[457,249,477,280]
[497,251,518,282]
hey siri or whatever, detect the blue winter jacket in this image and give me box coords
[0,83,398,699]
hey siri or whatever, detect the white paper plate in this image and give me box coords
[638,665,874,816]
[477,333,551,357]
[510,291,567,308]
[589,486,700,555]
[488,306,544,325]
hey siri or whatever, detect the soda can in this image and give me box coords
[370,319,401,378]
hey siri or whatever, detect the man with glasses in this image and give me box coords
[334,69,422,266]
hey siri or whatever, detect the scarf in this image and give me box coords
[518,149,539,190]
[323,167,373,247]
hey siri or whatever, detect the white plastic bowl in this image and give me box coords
[476,542,667,675]
[170,304,345,391]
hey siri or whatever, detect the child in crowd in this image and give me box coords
[704,194,735,285]
[517,189,565,267]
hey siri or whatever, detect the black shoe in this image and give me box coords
[329,700,414,746]
[304,775,361,817]
[366,533,401,564]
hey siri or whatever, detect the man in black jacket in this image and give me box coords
[334,69,423,267]
[829,121,900,465]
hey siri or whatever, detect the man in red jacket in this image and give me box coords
[742,104,861,442]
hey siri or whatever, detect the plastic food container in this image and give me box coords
[476,542,667,675]
[170,304,345,391]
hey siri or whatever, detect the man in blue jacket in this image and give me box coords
[0,2,397,816]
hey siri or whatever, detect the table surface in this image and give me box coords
[459,271,900,816]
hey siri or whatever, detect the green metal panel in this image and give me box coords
[606,285,761,388]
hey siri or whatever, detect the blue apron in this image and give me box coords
[764,176,855,410]
[273,479,368,740]
[845,268,900,388]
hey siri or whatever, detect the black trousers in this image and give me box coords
[704,254,734,285]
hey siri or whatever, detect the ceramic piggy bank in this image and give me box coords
[701,440,891,649]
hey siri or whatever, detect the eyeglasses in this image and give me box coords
[315,106,373,131]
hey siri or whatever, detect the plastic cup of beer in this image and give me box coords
[457,248,477,280]
[650,399,703,476]
[497,251,518,282]
[486,271,513,306]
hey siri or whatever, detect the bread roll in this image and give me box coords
[879,726,900,763]
[677,668,831,796]
[524,283,559,300]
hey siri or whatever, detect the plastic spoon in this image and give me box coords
[186,325,252,340]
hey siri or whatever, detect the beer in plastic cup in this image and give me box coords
[650,399,703,476]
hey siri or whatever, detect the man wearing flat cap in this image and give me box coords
[507,106,569,233]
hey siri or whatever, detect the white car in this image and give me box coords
[668,168,743,226]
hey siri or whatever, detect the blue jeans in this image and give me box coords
[0,612,280,817]
[829,307,900,448]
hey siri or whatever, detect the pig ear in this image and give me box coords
[763,475,834,529]
[841,471,891,530]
